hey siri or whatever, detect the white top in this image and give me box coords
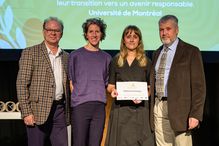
[46,46,63,100]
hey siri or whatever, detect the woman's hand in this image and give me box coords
[111,89,118,98]
[107,84,118,98]
[147,85,151,97]
[132,99,142,104]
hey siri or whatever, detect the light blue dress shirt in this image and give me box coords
[155,38,179,97]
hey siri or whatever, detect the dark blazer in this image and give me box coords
[16,42,70,125]
[150,39,206,132]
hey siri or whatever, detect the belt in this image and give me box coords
[157,96,167,101]
[116,100,145,108]
[53,98,64,105]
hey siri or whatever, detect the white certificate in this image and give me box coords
[116,82,148,100]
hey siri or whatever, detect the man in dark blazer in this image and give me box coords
[16,17,70,146]
[150,15,206,146]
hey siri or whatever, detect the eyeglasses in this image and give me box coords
[44,28,62,33]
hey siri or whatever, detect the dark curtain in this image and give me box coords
[193,63,219,146]
[0,61,27,146]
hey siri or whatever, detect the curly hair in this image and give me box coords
[82,17,107,41]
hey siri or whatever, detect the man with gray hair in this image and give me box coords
[17,17,70,146]
[150,14,206,146]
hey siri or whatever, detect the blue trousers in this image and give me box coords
[26,102,68,146]
[71,101,105,146]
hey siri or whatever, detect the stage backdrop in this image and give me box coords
[0,0,219,51]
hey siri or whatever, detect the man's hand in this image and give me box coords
[24,114,36,126]
[188,117,199,130]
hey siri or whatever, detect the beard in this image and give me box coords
[161,37,175,47]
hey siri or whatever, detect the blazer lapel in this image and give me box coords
[169,39,185,75]
[61,52,67,87]
[40,42,54,77]
[153,47,162,65]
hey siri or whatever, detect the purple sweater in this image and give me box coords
[68,47,111,107]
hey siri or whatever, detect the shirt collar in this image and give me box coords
[45,44,62,57]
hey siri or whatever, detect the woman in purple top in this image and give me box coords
[68,18,111,146]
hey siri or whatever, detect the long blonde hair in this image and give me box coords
[118,25,147,67]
